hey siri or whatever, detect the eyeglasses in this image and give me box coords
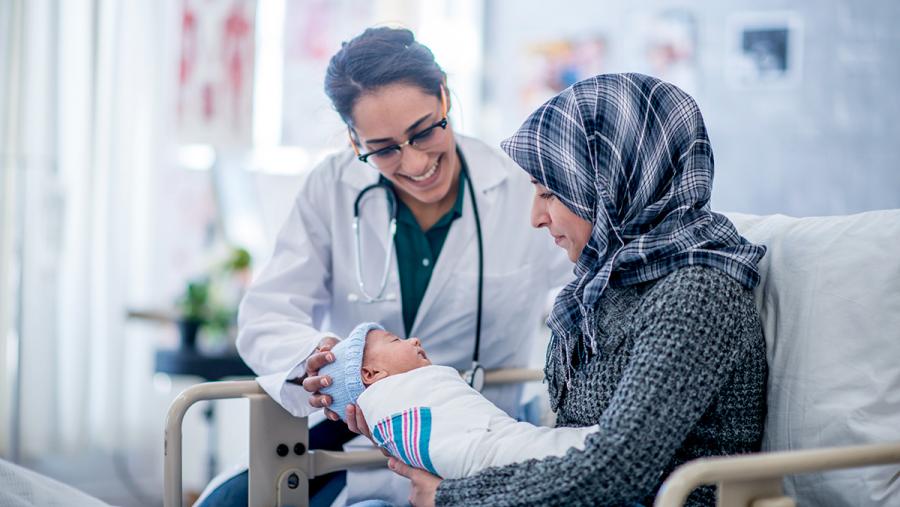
[350,87,449,170]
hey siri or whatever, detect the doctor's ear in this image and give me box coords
[361,365,389,386]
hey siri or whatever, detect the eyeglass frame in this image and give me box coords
[348,86,449,168]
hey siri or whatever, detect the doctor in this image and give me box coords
[200,27,570,506]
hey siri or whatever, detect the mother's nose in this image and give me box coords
[531,195,550,229]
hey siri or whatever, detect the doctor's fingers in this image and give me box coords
[302,374,333,393]
[323,407,341,422]
[305,350,336,375]
[316,336,339,351]
[307,392,333,410]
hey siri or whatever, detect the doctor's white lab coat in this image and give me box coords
[237,135,572,418]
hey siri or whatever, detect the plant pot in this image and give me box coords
[178,318,204,350]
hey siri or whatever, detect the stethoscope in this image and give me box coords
[351,159,485,391]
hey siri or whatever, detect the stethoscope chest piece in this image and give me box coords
[464,362,485,392]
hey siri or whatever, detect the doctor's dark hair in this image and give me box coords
[324,27,448,126]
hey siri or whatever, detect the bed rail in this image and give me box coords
[654,441,900,507]
[164,369,546,506]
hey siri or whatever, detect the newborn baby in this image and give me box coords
[319,322,598,480]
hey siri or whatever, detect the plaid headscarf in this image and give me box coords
[501,73,766,395]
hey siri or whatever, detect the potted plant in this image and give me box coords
[175,247,252,351]
[176,279,210,350]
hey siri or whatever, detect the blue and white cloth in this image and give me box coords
[501,73,766,388]
[319,322,383,420]
[357,365,597,479]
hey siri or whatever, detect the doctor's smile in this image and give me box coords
[397,156,441,185]
[350,83,460,210]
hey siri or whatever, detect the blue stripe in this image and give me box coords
[391,413,411,466]
[372,424,384,447]
[418,408,438,476]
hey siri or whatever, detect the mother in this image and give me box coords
[389,73,768,506]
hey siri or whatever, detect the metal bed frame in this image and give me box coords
[164,369,543,507]
[164,373,900,507]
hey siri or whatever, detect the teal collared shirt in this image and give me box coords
[382,168,468,337]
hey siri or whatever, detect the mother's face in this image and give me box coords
[530,182,592,262]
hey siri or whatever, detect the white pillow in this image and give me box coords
[726,210,900,506]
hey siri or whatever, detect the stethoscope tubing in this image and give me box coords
[353,182,398,302]
[352,158,485,387]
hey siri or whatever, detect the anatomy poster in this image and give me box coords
[177,0,256,147]
[280,0,374,148]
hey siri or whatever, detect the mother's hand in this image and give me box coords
[345,403,372,439]
[299,336,342,421]
[388,458,441,507]
[345,404,392,458]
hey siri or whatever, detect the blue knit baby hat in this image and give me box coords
[319,322,384,420]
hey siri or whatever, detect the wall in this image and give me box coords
[483,0,900,216]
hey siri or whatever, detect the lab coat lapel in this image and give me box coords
[411,140,506,336]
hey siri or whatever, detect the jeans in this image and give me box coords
[198,418,358,507]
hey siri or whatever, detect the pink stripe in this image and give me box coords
[411,410,421,468]
[377,409,430,468]
[388,418,398,458]
[388,418,396,458]
[407,410,419,468]
[412,409,421,467]
[408,409,418,468]
[402,411,412,466]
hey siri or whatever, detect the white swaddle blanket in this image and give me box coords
[0,458,111,507]
[357,365,597,480]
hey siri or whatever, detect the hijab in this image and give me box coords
[501,73,766,397]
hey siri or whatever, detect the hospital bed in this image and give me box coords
[164,210,900,506]
[164,369,543,507]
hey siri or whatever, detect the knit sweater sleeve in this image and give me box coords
[435,269,749,506]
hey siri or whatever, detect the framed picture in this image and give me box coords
[518,34,609,116]
[626,9,699,96]
[726,12,803,88]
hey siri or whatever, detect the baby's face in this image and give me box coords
[361,329,431,386]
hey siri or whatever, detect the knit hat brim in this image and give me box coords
[318,322,383,420]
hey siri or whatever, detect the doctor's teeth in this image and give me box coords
[407,161,439,182]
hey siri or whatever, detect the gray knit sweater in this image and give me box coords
[435,266,767,506]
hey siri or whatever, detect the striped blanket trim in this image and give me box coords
[372,406,438,476]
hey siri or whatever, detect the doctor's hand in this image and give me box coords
[388,458,440,507]
[300,336,340,420]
